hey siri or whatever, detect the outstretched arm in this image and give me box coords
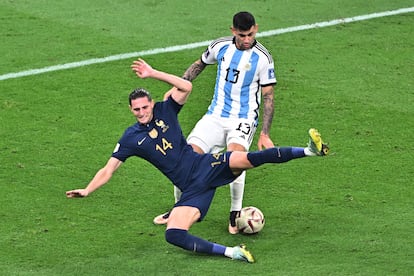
[163,58,207,100]
[66,157,123,198]
[131,58,192,105]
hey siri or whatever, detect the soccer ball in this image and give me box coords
[236,206,265,234]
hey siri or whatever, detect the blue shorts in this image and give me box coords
[174,152,237,220]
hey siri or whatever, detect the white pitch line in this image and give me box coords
[1,7,413,81]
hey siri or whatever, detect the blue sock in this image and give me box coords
[212,244,227,255]
[291,147,306,158]
[247,147,306,167]
[165,228,226,255]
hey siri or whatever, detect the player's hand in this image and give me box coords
[66,189,89,198]
[131,58,154,79]
[257,133,274,150]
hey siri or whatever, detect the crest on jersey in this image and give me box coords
[149,128,158,139]
[155,119,169,133]
[268,68,275,79]
[244,63,252,71]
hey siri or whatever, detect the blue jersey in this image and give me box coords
[112,97,236,197]
[201,36,276,122]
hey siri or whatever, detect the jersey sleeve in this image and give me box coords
[201,36,232,65]
[259,59,277,86]
[111,141,131,162]
[111,127,136,162]
[164,95,183,114]
[201,45,216,65]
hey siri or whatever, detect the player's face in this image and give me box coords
[232,24,258,50]
[129,97,154,124]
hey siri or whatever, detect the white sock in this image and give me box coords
[224,247,234,258]
[230,172,246,211]
[304,147,316,156]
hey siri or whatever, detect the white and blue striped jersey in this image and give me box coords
[201,36,276,122]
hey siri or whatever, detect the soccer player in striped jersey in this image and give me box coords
[154,11,277,234]
[66,58,328,263]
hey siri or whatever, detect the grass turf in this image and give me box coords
[1,1,413,275]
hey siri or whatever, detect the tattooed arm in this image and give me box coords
[257,85,275,150]
[182,59,207,81]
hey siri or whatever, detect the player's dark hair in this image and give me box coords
[129,88,152,105]
[233,11,256,31]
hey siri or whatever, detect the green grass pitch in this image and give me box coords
[1,1,413,275]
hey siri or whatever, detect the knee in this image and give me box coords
[165,228,187,247]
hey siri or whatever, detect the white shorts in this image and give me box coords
[187,114,257,153]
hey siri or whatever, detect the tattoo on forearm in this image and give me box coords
[183,61,206,81]
[261,91,274,135]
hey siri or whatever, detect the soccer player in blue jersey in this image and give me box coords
[154,11,277,234]
[66,58,329,263]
